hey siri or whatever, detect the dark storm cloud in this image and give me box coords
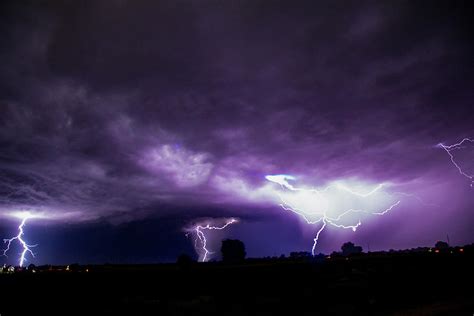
[0,0,473,255]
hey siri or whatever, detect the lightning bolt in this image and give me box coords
[193,218,237,262]
[438,138,474,187]
[266,175,402,255]
[3,213,37,267]
[312,218,327,255]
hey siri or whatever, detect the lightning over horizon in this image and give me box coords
[2,212,37,267]
[190,218,238,262]
[266,175,402,255]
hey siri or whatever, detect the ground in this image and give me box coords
[0,250,473,315]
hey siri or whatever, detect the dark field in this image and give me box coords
[1,250,473,316]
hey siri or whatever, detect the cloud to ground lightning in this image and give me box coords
[2,211,38,267]
[266,175,403,255]
[187,218,238,262]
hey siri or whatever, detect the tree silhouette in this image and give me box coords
[177,254,195,266]
[290,251,311,259]
[221,239,246,263]
[341,241,363,256]
[435,241,449,250]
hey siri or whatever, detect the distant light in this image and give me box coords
[459,248,464,252]
[435,249,440,253]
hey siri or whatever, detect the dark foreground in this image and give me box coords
[1,250,473,316]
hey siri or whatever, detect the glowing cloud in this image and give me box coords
[266,175,401,255]
[141,144,213,187]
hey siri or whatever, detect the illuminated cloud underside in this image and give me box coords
[266,175,402,255]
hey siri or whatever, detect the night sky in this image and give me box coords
[0,0,473,265]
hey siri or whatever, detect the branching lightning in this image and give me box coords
[192,218,238,262]
[438,138,474,187]
[266,175,403,255]
[2,212,37,267]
